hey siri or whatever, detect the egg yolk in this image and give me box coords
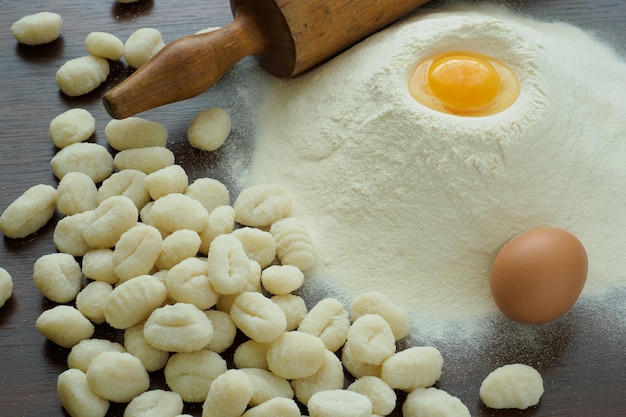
[409,51,520,116]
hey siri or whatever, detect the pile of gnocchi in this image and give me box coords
[3,7,546,417]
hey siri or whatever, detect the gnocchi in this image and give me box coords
[207,234,259,295]
[381,346,443,392]
[0,268,13,308]
[104,117,168,151]
[350,291,411,341]
[145,164,189,200]
[56,172,98,215]
[165,257,218,310]
[112,223,163,282]
[204,309,237,353]
[75,281,113,324]
[85,31,124,60]
[86,351,150,403]
[242,397,301,417]
[344,314,396,366]
[0,184,56,239]
[261,264,304,295]
[124,389,184,417]
[124,27,166,69]
[67,338,126,373]
[239,367,294,406]
[230,291,287,343]
[57,368,109,417]
[347,376,396,417]
[36,305,95,348]
[82,249,119,284]
[187,107,232,151]
[50,142,114,183]
[124,322,170,372]
[184,177,230,214]
[201,369,253,417]
[33,252,83,304]
[271,294,307,331]
[49,108,96,148]
[53,211,93,257]
[156,229,202,270]
[83,195,138,249]
[56,55,110,97]
[307,389,373,417]
[266,331,326,379]
[479,363,544,409]
[298,297,350,353]
[233,184,292,227]
[232,227,277,269]
[97,169,150,210]
[11,12,62,45]
[402,387,470,417]
[113,146,175,174]
[291,349,344,406]
[164,350,227,402]
[143,302,214,352]
[150,193,209,233]
[104,274,168,329]
[270,217,316,272]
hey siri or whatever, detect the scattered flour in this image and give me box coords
[248,4,626,337]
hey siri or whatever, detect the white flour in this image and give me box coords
[248,5,626,338]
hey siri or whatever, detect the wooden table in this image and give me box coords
[1,1,625,416]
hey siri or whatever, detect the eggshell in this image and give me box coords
[489,227,587,324]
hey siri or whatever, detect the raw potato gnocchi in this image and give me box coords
[234,184,292,227]
[351,291,411,341]
[56,55,110,97]
[36,305,95,348]
[104,274,168,329]
[49,108,96,148]
[164,350,227,402]
[403,387,470,417]
[97,169,150,210]
[85,31,124,60]
[33,253,83,303]
[202,369,253,417]
[86,351,150,403]
[0,268,13,308]
[113,146,175,174]
[0,184,56,239]
[298,297,350,353]
[57,368,109,417]
[124,322,170,372]
[479,363,544,409]
[56,172,98,215]
[347,376,397,416]
[270,217,316,272]
[76,281,113,324]
[124,27,166,69]
[266,331,326,379]
[11,12,62,45]
[67,338,126,373]
[124,389,184,417]
[105,117,168,151]
[50,142,114,183]
[187,106,232,151]
[143,303,214,352]
[307,389,373,417]
[291,349,344,405]
[381,346,443,392]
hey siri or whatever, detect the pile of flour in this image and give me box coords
[248,5,626,330]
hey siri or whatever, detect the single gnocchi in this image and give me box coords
[112,223,163,282]
[104,117,168,151]
[291,349,344,406]
[50,142,114,183]
[83,195,138,249]
[86,351,150,403]
[97,169,150,210]
[56,55,110,97]
[124,389,184,417]
[307,389,373,417]
[165,257,218,310]
[298,297,350,353]
[56,172,98,215]
[33,252,83,304]
[113,146,175,174]
[150,193,209,233]
[11,12,62,45]
[124,27,166,69]
[57,368,109,417]
[270,217,316,272]
[345,314,396,366]
[347,376,397,417]
[75,281,113,324]
[381,346,443,392]
[164,350,227,403]
[185,177,230,214]
[229,291,287,344]
[187,106,232,151]
[124,322,170,372]
[402,387,470,417]
[0,268,13,308]
[143,302,214,352]
[234,184,292,227]
[479,363,544,409]
[0,184,56,239]
[261,264,304,295]
[145,164,189,200]
[104,274,168,329]
[85,31,124,60]
[36,305,95,348]
[67,338,125,373]
[49,108,96,148]
[266,331,326,379]
[201,369,253,417]
[351,291,411,341]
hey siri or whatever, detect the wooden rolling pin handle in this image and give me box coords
[103,10,266,119]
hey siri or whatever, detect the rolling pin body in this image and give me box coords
[103,0,431,119]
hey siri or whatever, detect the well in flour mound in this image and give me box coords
[250,6,626,321]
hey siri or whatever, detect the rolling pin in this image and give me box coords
[103,0,431,119]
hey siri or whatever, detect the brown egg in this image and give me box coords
[489,227,588,324]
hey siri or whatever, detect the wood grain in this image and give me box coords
[1,1,625,416]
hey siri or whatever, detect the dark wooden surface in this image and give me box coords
[1,1,625,416]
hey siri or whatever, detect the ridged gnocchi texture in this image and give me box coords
[270,217,316,272]
[56,55,110,97]
[479,363,544,409]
